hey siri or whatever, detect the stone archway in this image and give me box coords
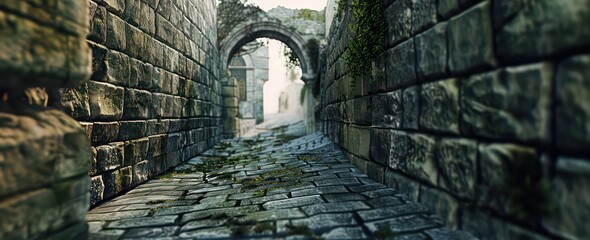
[219,7,326,138]
[220,21,318,83]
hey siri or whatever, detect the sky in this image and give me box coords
[246,0,327,114]
[247,0,327,11]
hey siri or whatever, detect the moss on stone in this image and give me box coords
[157,169,194,179]
[373,226,398,239]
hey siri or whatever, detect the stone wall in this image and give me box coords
[229,44,268,127]
[0,0,92,239]
[320,0,590,239]
[62,0,224,207]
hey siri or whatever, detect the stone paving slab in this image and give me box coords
[87,126,476,239]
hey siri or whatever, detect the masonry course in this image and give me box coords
[320,0,590,239]
[77,0,224,207]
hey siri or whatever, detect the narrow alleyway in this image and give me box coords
[87,115,475,239]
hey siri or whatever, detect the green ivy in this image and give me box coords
[298,9,325,22]
[337,0,386,78]
[335,0,347,20]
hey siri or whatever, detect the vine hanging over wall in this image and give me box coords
[337,0,386,78]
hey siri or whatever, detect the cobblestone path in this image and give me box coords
[87,121,476,239]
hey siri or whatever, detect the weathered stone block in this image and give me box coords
[404,134,437,185]
[168,118,182,134]
[139,1,156,35]
[402,86,420,130]
[366,161,386,183]
[89,2,107,43]
[90,43,108,82]
[103,167,132,199]
[478,143,540,215]
[106,50,130,86]
[123,88,152,119]
[56,129,92,180]
[388,130,408,170]
[420,79,459,134]
[146,119,169,136]
[132,160,149,187]
[153,94,170,120]
[387,131,437,185]
[348,154,368,174]
[67,36,93,84]
[148,134,167,158]
[123,0,141,26]
[163,46,179,74]
[415,23,447,80]
[0,111,90,237]
[125,24,145,60]
[224,97,238,108]
[170,74,180,95]
[436,138,477,198]
[88,81,124,120]
[542,157,590,239]
[419,186,459,228]
[156,0,173,21]
[0,189,58,239]
[385,39,417,90]
[105,13,126,52]
[158,70,173,94]
[89,147,97,176]
[495,0,590,63]
[144,0,159,10]
[448,2,496,74]
[188,99,203,117]
[124,138,149,166]
[461,64,551,143]
[351,97,372,125]
[102,170,120,199]
[90,175,104,206]
[136,62,153,90]
[165,149,182,168]
[0,110,88,197]
[95,142,124,173]
[61,83,91,119]
[0,13,82,87]
[118,120,147,141]
[556,55,590,151]
[155,14,173,45]
[171,96,183,117]
[52,176,90,226]
[346,126,371,160]
[166,133,183,151]
[384,169,420,202]
[128,58,141,88]
[144,37,164,68]
[370,129,391,166]
[104,0,125,15]
[91,122,120,146]
[371,91,403,128]
[438,0,460,19]
[385,0,412,46]
[119,166,133,191]
[412,0,437,34]
[55,0,90,35]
